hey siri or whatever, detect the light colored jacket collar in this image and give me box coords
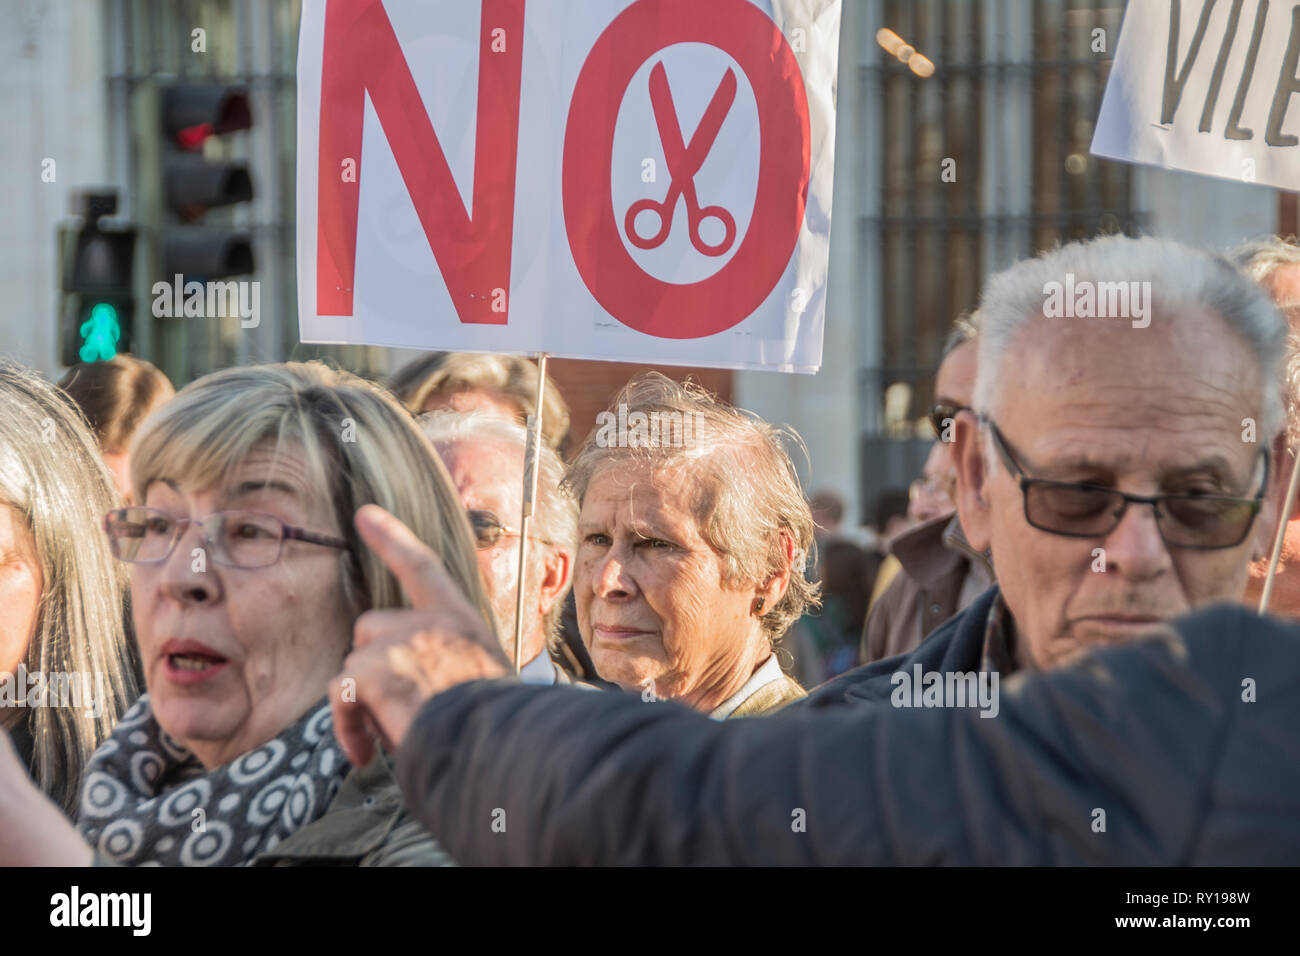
[710,656,793,720]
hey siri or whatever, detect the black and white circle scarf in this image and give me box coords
[76,695,348,866]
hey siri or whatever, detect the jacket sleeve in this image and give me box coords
[394,615,1271,866]
[362,814,456,867]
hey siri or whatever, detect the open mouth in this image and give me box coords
[168,653,226,671]
[160,643,231,683]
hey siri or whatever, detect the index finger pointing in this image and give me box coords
[354,503,464,611]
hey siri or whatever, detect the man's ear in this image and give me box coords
[536,548,573,618]
[953,414,992,552]
[1253,433,1298,560]
[1275,434,1300,522]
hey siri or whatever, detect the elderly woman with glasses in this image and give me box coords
[0,362,494,866]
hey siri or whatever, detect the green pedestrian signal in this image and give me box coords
[78,302,122,362]
[57,192,136,368]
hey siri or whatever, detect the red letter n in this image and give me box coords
[316,0,524,323]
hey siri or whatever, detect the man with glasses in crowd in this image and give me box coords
[420,410,585,684]
[861,313,995,663]
[804,234,1284,708]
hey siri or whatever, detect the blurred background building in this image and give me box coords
[1,0,1290,533]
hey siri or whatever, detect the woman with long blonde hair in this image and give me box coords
[2,361,494,865]
[0,361,140,813]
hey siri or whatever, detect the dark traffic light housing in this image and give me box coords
[159,84,255,280]
[59,190,136,366]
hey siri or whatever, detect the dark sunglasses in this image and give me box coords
[980,416,1267,551]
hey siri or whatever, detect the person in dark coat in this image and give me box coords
[323,484,1299,865]
[803,236,1286,710]
[365,602,1298,865]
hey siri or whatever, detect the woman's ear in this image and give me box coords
[755,530,795,614]
[536,548,572,618]
[953,414,992,552]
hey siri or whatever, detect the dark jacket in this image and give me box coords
[861,514,994,663]
[395,604,1300,865]
[797,585,999,711]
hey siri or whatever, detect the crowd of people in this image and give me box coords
[1,232,1299,866]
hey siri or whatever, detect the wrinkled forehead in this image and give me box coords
[992,312,1266,475]
[434,437,524,505]
[581,456,705,523]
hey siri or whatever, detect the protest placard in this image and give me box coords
[1092,0,1300,191]
[297,0,839,372]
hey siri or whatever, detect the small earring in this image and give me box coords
[753,597,765,614]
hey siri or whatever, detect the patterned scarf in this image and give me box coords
[76,695,347,866]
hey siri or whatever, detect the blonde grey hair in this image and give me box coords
[0,361,139,814]
[1229,235,1300,290]
[419,409,578,640]
[563,373,820,642]
[1229,236,1300,446]
[387,352,571,451]
[130,362,495,635]
[973,235,1286,441]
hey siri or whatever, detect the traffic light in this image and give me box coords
[159,84,255,279]
[59,191,136,367]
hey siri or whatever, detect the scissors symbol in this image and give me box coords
[624,62,738,258]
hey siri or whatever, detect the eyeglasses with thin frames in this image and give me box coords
[104,507,349,569]
[467,509,557,551]
[980,416,1268,550]
[929,401,970,440]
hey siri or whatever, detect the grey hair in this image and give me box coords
[972,235,1286,442]
[387,352,571,451]
[1228,236,1300,446]
[563,373,820,643]
[941,310,981,361]
[419,409,578,640]
[0,361,139,814]
[1227,235,1300,291]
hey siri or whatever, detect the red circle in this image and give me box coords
[563,0,811,339]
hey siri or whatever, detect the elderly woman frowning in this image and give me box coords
[0,362,493,866]
[565,375,818,717]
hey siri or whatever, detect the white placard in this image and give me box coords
[1092,0,1300,192]
[296,0,839,372]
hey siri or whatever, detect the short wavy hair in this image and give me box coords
[130,362,495,630]
[1229,236,1300,447]
[563,373,820,642]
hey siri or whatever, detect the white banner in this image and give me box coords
[296,0,839,372]
[1092,0,1300,192]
